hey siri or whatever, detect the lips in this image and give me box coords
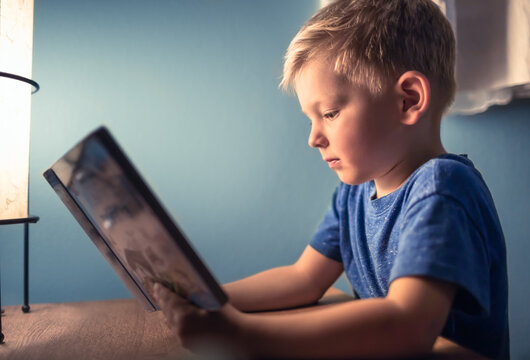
[324,158,341,169]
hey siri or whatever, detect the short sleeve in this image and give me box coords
[390,194,491,316]
[309,188,343,263]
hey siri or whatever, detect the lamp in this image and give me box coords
[0,0,39,344]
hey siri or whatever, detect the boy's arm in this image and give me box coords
[223,245,344,312]
[238,275,457,359]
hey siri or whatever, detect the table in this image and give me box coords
[0,288,484,359]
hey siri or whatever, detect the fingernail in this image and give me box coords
[153,283,161,295]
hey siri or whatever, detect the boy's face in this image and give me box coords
[295,59,405,186]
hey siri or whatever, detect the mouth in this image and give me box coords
[324,158,341,169]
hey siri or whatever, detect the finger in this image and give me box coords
[154,283,182,305]
[153,282,169,301]
[153,283,191,327]
[152,283,162,302]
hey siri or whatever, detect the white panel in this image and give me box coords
[0,0,34,77]
[0,0,34,220]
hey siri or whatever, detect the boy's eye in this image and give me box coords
[323,111,338,120]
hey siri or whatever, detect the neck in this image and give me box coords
[373,126,446,199]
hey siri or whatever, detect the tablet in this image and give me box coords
[43,126,227,311]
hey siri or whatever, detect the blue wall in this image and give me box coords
[0,1,528,358]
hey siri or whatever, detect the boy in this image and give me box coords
[153,0,509,358]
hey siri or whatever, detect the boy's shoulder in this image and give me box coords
[404,153,492,207]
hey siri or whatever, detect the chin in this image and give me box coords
[336,171,369,186]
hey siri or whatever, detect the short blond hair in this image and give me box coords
[281,0,456,113]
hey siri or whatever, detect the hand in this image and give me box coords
[152,283,245,355]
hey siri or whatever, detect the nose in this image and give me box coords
[307,122,328,148]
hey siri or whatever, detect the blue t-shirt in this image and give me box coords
[310,154,509,359]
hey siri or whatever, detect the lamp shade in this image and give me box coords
[0,0,35,221]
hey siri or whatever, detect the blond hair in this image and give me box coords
[281,0,456,113]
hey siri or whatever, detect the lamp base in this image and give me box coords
[0,215,39,344]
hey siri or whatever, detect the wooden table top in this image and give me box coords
[0,288,354,360]
[0,298,182,360]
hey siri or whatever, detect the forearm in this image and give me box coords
[238,297,431,359]
[223,265,323,312]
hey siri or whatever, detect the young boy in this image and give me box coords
[153,0,509,358]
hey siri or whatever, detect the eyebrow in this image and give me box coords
[299,98,319,116]
[301,93,350,116]
[300,105,314,117]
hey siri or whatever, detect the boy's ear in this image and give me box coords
[395,71,431,125]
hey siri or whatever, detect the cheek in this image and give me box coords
[359,110,397,149]
[335,119,374,157]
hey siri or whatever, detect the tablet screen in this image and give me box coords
[44,127,227,311]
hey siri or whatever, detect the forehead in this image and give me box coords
[294,59,359,112]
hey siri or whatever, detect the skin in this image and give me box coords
[152,58,470,359]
